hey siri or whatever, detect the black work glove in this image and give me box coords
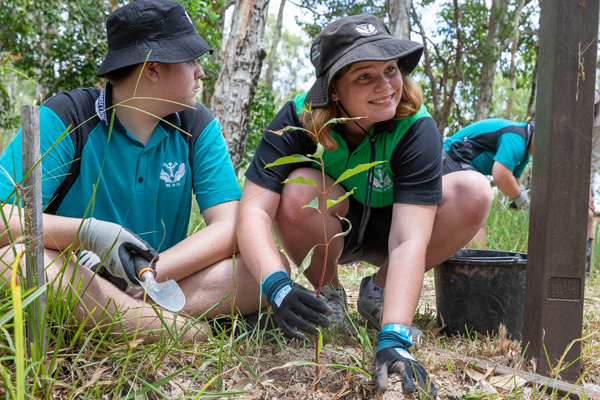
[271,283,332,340]
[375,326,436,398]
[262,271,332,340]
[79,249,157,293]
[79,218,158,288]
[375,346,436,397]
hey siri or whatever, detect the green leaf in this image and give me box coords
[296,245,317,277]
[300,103,313,114]
[267,125,310,136]
[332,215,352,240]
[0,284,47,328]
[326,188,355,209]
[283,176,317,188]
[333,161,387,186]
[323,116,366,127]
[301,197,319,210]
[264,154,316,168]
[317,329,323,356]
[309,143,324,158]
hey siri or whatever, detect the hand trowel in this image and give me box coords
[132,253,186,312]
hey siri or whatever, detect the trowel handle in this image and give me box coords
[132,252,157,282]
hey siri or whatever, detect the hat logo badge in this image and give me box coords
[355,23,377,36]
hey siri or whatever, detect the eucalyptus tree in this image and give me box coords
[412,0,539,132]
[0,0,225,135]
[211,0,270,167]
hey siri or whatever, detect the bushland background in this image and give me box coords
[1,0,600,399]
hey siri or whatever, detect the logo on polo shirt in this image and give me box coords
[372,164,392,192]
[355,23,377,36]
[160,162,186,187]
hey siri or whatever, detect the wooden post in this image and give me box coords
[21,105,47,357]
[522,0,599,381]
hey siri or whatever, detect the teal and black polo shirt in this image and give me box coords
[443,118,532,177]
[0,83,241,250]
[246,92,443,208]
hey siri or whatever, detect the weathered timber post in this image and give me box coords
[522,0,598,381]
[21,105,47,357]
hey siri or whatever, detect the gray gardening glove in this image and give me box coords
[78,218,158,289]
[509,188,530,209]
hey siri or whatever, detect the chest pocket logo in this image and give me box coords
[160,162,186,187]
[372,164,392,193]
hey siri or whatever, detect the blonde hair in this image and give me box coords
[301,73,423,152]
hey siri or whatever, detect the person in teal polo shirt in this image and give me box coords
[442,118,535,247]
[238,14,492,396]
[0,0,262,343]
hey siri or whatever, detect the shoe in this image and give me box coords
[357,275,383,329]
[357,275,424,338]
[315,285,348,325]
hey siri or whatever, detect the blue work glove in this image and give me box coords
[375,324,436,398]
[262,271,332,340]
[79,218,158,289]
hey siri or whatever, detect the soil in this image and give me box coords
[47,265,600,399]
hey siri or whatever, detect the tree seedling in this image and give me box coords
[265,103,383,389]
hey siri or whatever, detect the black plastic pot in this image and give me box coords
[434,248,527,339]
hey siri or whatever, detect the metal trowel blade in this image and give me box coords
[140,271,186,312]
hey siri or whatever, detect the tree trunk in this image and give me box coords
[474,0,509,121]
[211,0,270,168]
[388,0,411,40]
[527,42,538,120]
[266,0,285,92]
[505,0,529,119]
[202,0,235,105]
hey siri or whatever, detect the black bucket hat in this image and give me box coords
[305,14,424,108]
[97,0,213,77]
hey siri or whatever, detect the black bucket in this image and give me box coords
[434,249,527,339]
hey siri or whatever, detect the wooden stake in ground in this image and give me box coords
[523,0,599,381]
[21,105,47,357]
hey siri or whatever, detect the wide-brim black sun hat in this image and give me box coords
[97,0,213,77]
[305,14,424,108]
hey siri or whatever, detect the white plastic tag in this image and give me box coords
[274,285,292,307]
[395,348,416,361]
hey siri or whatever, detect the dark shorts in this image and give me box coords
[442,149,477,175]
[339,195,393,267]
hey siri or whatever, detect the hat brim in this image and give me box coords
[97,32,213,77]
[305,38,423,108]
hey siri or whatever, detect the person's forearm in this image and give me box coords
[496,177,521,199]
[238,208,288,285]
[492,162,521,198]
[0,204,82,250]
[155,219,237,282]
[380,241,427,328]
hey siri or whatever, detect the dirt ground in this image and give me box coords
[49,268,600,399]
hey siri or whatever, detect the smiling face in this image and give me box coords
[331,59,403,135]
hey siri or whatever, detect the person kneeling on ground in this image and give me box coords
[442,118,535,248]
[238,14,492,396]
[0,0,262,343]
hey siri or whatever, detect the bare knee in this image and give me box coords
[442,172,493,226]
[276,169,325,227]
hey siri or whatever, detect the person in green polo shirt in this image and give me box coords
[0,0,262,343]
[238,14,492,396]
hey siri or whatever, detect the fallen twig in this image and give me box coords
[433,347,600,399]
